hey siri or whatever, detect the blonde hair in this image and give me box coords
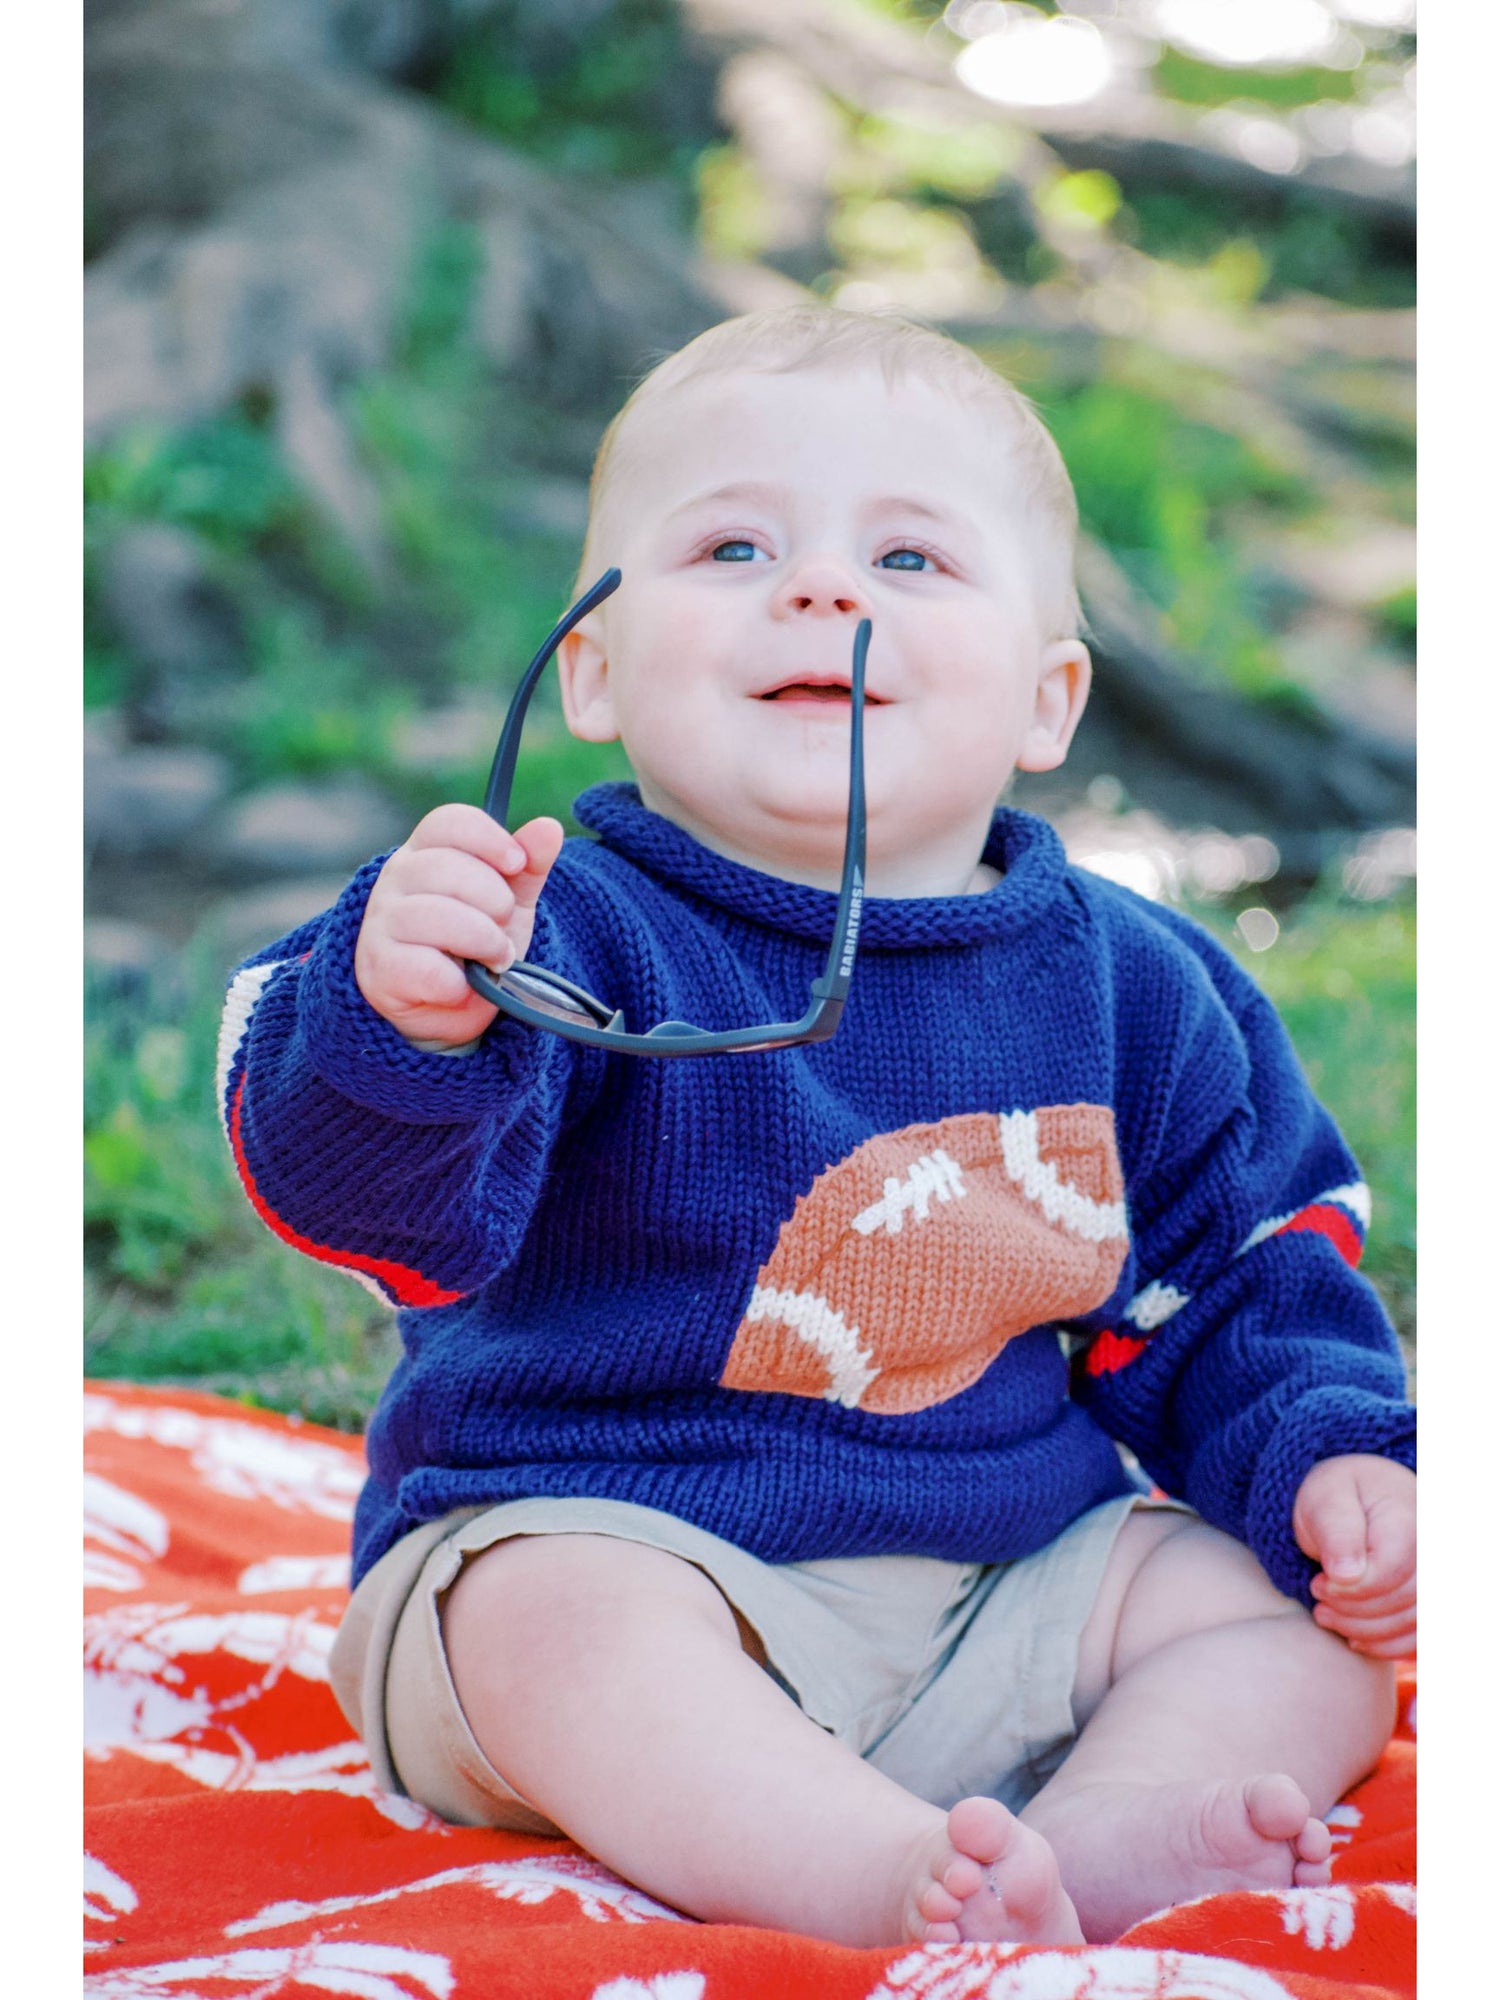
[577,305,1082,639]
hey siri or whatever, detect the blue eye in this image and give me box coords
[711,540,760,563]
[879,547,931,572]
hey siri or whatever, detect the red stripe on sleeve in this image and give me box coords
[1084,1328,1149,1377]
[1275,1203,1364,1268]
[228,1077,465,1308]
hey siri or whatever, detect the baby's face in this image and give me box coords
[560,367,1089,894]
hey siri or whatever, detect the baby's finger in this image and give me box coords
[1348,1627,1416,1659]
[376,940,479,1012]
[505,817,566,913]
[384,895,513,968]
[1302,1487,1371,1589]
[407,802,529,873]
[1311,1571,1415,1616]
[1361,1500,1417,1599]
[1313,1600,1416,1647]
[1315,1597,1413,1636]
[388,848,518,927]
[1340,1617,1417,1659]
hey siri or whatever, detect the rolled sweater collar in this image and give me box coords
[571,782,1069,950]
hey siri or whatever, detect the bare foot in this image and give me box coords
[901,1795,1085,1946]
[1027,1773,1334,1941]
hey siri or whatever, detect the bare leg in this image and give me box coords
[1022,1512,1397,1942]
[440,1532,1083,1950]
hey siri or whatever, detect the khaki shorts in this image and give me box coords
[331,1492,1189,1836]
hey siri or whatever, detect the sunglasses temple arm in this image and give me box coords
[813,616,870,1006]
[482,567,623,824]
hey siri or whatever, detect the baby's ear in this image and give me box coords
[558,620,620,743]
[1017,639,1091,774]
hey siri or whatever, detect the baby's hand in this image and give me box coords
[355,804,565,1046]
[1293,1453,1415,1658]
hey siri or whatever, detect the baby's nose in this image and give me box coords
[772,556,870,619]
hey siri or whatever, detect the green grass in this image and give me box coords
[85,948,401,1432]
[1207,891,1416,1357]
[85,881,1415,1427]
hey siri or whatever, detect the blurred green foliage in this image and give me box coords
[1036,168,1124,233]
[233,609,394,783]
[1375,583,1416,655]
[1152,50,1363,111]
[846,112,1024,204]
[1122,191,1412,310]
[436,0,713,200]
[84,412,307,553]
[1037,371,1315,702]
[697,141,774,262]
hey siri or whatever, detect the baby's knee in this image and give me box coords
[1101,1517,1299,1686]
[442,1531,740,1685]
[1117,1519,1398,1723]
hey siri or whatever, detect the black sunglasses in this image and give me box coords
[464,568,868,1056]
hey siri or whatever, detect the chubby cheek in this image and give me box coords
[616,581,726,664]
[612,672,740,806]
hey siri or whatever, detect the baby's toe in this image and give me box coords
[947,1795,1013,1866]
[1295,1818,1332,1866]
[1244,1774,1313,1845]
[918,1880,963,1925]
[941,1853,984,1901]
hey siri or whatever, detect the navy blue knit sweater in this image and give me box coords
[218,784,1414,1599]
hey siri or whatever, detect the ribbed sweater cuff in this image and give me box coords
[1245,1388,1417,1606]
[298,853,558,1124]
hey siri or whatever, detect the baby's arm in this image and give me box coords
[1070,892,1414,1615]
[355,804,564,1048]
[219,811,589,1306]
[1294,1454,1416,1657]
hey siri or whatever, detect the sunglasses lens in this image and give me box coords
[500,964,614,1029]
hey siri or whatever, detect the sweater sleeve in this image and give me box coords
[1071,895,1414,1607]
[216,852,591,1307]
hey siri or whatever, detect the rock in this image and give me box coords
[201,875,354,971]
[1263,523,1416,615]
[85,56,444,436]
[86,8,368,254]
[209,779,405,879]
[85,0,727,450]
[502,476,589,542]
[716,50,841,281]
[273,348,390,573]
[85,743,232,859]
[1060,538,1416,855]
[95,524,246,736]
[389,701,506,771]
[85,917,171,994]
[473,201,531,365]
[85,707,127,755]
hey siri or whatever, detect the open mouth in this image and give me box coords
[758,680,885,705]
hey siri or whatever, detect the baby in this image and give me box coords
[220,307,1416,1950]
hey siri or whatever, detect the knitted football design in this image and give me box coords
[719,1105,1129,1414]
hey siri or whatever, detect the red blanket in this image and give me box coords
[84,1383,1415,1999]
